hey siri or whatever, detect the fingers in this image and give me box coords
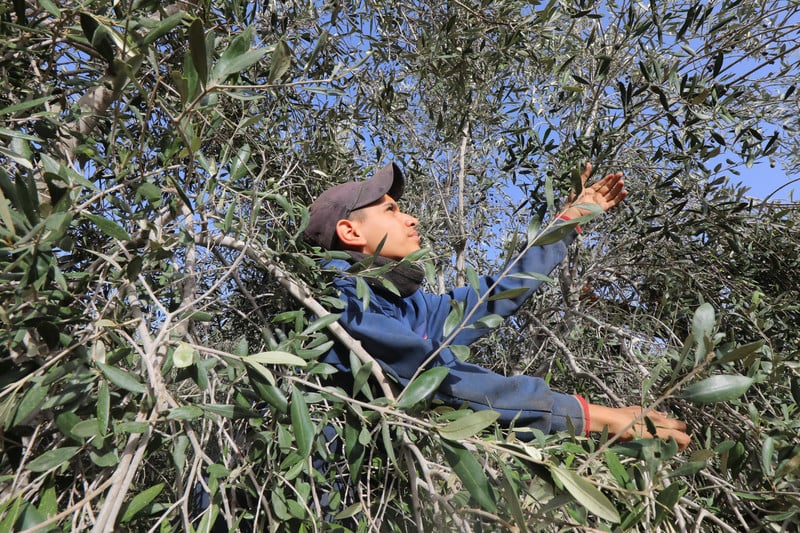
[605,178,626,205]
[586,172,624,195]
[655,427,691,451]
[599,174,627,206]
[651,413,687,432]
[646,414,690,450]
[569,163,627,213]
[576,164,623,191]
[580,162,593,187]
[640,411,687,433]
[619,407,691,450]
[596,172,624,192]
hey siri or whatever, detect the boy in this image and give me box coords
[304,162,689,449]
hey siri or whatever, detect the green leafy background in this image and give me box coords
[1,0,798,531]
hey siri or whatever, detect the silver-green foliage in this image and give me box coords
[0,0,798,531]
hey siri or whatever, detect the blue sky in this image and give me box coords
[729,162,797,201]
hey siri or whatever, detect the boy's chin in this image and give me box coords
[404,246,422,258]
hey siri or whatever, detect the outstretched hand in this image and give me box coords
[587,404,691,450]
[561,162,627,218]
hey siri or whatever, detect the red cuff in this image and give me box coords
[557,214,582,234]
[573,394,591,436]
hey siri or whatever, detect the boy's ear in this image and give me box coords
[335,219,367,248]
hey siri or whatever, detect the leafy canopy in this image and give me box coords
[1,0,798,531]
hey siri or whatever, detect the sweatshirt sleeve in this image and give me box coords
[333,282,586,436]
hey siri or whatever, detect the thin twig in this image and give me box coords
[527,314,625,405]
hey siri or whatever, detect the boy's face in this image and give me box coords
[345,194,421,260]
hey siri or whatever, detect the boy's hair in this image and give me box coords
[304,162,404,250]
[329,209,367,250]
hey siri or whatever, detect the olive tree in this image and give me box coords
[1,0,798,531]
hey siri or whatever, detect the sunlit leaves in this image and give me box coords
[211,26,269,83]
[268,40,293,84]
[441,441,497,512]
[120,483,164,524]
[443,300,465,338]
[396,367,450,411]
[97,380,110,434]
[167,405,203,421]
[96,363,146,395]
[139,11,187,47]
[243,350,307,385]
[81,212,130,241]
[680,375,754,403]
[716,340,765,364]
[245,350,306,367]
[437,409,499,441]
[691,302,715,361]
[25,447,80,473]
[550,465,620,523]
[290,386,314,458]
[172,341,196,368]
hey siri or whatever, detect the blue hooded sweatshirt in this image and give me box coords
[322,224,587,436]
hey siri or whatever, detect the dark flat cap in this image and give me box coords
[304,162,405,249]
